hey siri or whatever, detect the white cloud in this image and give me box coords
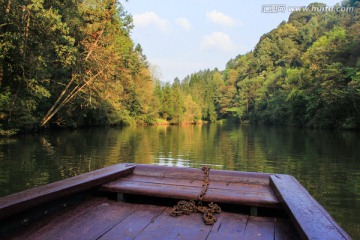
[206,10,236,27]
[200,32,238,52]
[176,18,192,31]
[151,58,209,82]
[133,11,170,32]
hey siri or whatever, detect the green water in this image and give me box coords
[0,124,359,238]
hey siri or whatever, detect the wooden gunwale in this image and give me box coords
[270,174,351,240]
[0,163,135,221]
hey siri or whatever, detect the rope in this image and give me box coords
[170,166,221,225]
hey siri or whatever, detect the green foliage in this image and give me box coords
[156,5,356,129]
[0,1,359,131]
[0,0,157,131]
[238,3,359,128]
[174,2,360,129]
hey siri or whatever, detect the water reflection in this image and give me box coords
[0,124,359,237]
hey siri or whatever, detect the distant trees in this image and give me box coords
[176,2,360,129]
[151,69,226,124]
[141,0,358,129]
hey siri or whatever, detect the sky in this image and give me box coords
[123,0,342,83]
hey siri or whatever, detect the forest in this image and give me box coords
[0,1,359,134]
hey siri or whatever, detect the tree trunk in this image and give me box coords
[40,24,107,126]
[6,0,11,14]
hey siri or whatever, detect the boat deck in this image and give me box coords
[7,197,300,240]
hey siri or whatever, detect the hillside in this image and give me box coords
[173,1,360,128]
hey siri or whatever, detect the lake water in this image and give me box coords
[0,123,359,238]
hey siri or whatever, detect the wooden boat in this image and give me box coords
[0,163,351,239]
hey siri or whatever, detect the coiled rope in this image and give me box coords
[170,166,221,225]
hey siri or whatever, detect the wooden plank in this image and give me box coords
[134,164,271,184]
[270,174,351,240]
[104,182,277,207]
[242,216,277,240]
[134,207,212,240]
[101,179,280,208]
[6,198,105,239]
[9,199,134,240]
[7,197,299,240]
[114,175,272,193]
[274,218,301,240]
[208,213,300,240]
[98,204,166,240]
[206,212,248,240]
[0,163,135,220]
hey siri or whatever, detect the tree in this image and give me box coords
[1,0,77,130]
[161,83,174,120]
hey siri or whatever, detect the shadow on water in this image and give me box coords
[0,124,359,237]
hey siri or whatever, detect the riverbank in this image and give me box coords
[2,117,359,137]
[0,118,213,137]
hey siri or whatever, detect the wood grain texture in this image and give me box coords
[270,174,352,240]
[101,164,280,208]
[101,175,280,208]
[242,216,276,240]
[134,164,271,184]
[134,207,213,240]
[206,211,248,240]
[207,213,301,240]
[98,204,166,240]
[115,175,272,193]
[6,197,104,239]
[274,218,301,240]
[7,199,300,240]
[0,163,135,220]
[8,199,134,240]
